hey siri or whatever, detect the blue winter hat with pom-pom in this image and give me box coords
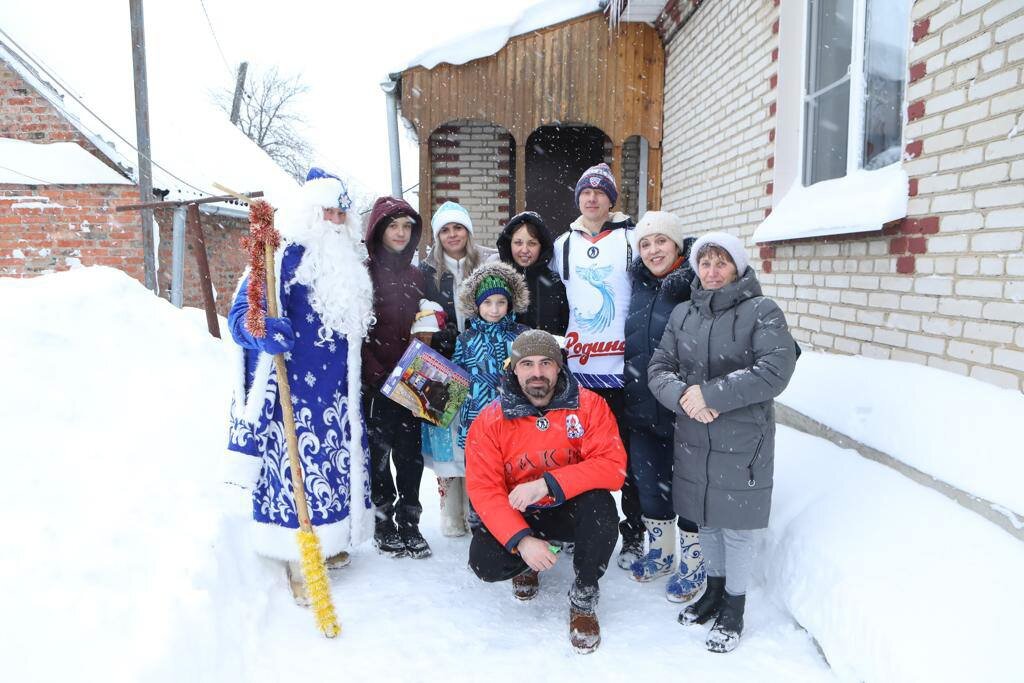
[304,167,352,211]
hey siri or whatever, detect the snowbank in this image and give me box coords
[5,267,1020,682]
[405,0,602,70]
[778,352,1024,516]
[766,427,1024,682]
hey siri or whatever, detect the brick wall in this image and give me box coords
[0,186,145,280]
[620,135,642,219]
[2,56,251,316]
[429,120,513,249]
[154,209,249,315]
[659,0,1024,392]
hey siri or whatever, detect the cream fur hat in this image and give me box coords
[635,210,687,254]
[688,231,749,275]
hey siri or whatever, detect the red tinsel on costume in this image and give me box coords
[241,199,280,339]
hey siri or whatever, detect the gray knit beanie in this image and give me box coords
[509,330,563,369]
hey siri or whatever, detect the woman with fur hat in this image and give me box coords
[648,231,796,653]
[435,261,529,536]
[495,211,569,336]
[623,211,706,603]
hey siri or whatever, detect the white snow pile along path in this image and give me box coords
[2,267,1019,682]
[778,351,1024,517]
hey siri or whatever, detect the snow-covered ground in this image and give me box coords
[3,267,1021,682]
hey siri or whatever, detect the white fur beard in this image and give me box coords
[291,217,374,344]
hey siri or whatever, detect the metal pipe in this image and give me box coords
[170,206,186,307]
[380,75,403,199]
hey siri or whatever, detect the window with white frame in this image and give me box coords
[752,0,912,243]
[802,0,910,187]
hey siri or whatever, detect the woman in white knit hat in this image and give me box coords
[419,201,497,534]
[648,231,796,653]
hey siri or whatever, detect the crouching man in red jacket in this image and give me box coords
[465,330,626,654]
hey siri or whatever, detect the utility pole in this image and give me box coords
[129,0,157,292]
[230,61,248,125]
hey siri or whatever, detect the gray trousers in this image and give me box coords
[699,527,763,596]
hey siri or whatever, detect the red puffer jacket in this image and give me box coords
[465,370,626,551]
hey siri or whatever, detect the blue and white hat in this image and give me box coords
[430,200,474,239]
[303,167,352,212]
[574,162,618,207]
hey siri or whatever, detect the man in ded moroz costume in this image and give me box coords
[226,168,375,599]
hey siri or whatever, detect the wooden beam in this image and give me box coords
[186,203,221,338]
[647,145,662,211]
[115,191,263,212]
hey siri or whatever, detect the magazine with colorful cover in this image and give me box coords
[381,339,470,427]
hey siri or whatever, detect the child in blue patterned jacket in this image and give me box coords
[435,261,530,536]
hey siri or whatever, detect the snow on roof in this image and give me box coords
[753,162,909,243]
[403,0,604,71]
[0,137,133,185]
[0,5,297,210]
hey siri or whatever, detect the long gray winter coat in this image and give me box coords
[647,266,796,529]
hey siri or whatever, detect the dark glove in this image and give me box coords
[256,316,295,355]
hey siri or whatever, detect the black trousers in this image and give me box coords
[469,489,618,589]
[589,387,644,543]
[363,389,424,528]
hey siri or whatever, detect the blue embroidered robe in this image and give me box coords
[226,243,372,560]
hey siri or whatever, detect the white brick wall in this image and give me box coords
[429,120,512,249]
[658,0,1024,391]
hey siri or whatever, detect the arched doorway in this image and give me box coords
[525,125,609,235]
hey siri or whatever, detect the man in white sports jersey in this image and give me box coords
[550,162,644,569]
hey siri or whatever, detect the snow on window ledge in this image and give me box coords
[753,162,909,244]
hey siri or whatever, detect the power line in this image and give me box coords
[0,163,56,185]
[199,0,234,79]
[0,26,211,197]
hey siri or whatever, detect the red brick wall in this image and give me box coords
[0,186,146,281]
[154,209,249,315]
[1,57,250,316]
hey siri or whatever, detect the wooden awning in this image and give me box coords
[398,12,665,221]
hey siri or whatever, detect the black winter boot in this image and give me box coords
[678,575,725,625]
[706,592,745,653]
[374,517,408,558]
[399,524,432,559]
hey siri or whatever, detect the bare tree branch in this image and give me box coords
[213,66,314,182]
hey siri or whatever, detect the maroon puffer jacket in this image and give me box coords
[362,197,424,388]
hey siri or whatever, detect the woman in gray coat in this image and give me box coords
[648,231,796,654]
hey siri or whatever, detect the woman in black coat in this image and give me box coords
[622,211,703,602]
[495,211,569,336]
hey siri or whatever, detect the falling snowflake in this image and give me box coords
[328,342,337,354]
[273,332,285,344]
[291,395,300,405]
[306,313,315,323]
[284,352,293,361]
[305,371,316,387]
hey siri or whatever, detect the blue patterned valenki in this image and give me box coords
[666,530,707,603]
[452,313,528,450]
[226,243,373,560]
[630,517,676,582]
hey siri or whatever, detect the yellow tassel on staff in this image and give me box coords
[298,529,341,638]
